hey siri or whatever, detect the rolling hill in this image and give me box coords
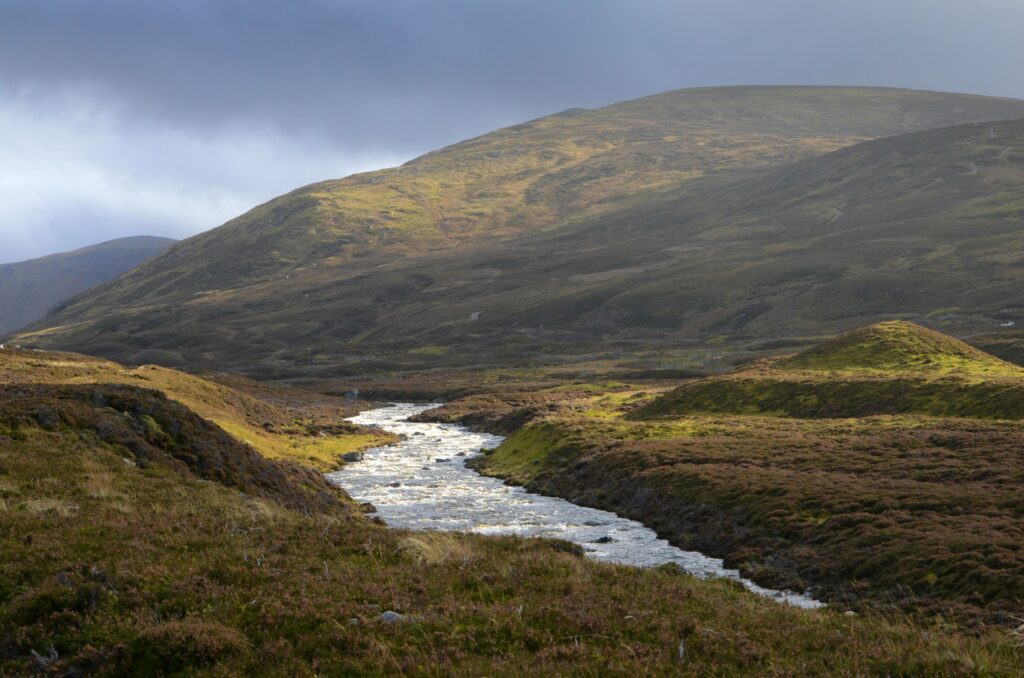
[15,87,1024,377]
[631,321,1024,420]
[0,236,175,336]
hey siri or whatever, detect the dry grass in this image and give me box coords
[79,456,123,499]
[0,347,396,471]
[0,478,16,496]
[399,532,476,566]
[21,497,78,516]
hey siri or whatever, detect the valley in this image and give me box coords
[5,84,1024,675]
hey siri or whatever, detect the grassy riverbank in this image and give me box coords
[447,324,1024,629]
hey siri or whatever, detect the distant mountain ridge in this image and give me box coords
[0,236,176,336]
[15,86,1024,376]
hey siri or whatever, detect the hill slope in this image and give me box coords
[0,346,393,470]
[17,87,1024,375]
[633,321,1024,419]
[0,236,175,336]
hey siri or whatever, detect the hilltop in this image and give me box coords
[16,87,1024,376]
[632,321,1024,419]
[0,236,175,336]
[776,320,1020,375]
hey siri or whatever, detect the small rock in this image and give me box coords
[388,482,401,488]
[844,610,858,617]
[380,610,403,623]
[435,458,449,463]
[584,520,606,527]
[349,618,359,625]
[34,406,60,431]
[593,536,614,544]
[122,457,136,467]
[678,638,686,660]
[455,452,466,456]
[358,502,377,513]
[31,647,58,670]
[343,452,365,462]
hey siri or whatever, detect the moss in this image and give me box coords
[778,321,1022,376]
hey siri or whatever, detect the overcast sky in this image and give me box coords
[2,0,1024,263]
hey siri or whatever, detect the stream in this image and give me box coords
[327,403,822,609]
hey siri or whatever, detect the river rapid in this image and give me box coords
[327,403,822,609]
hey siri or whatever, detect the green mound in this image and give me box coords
[633,322,1024,420]
[777,321,1021,376]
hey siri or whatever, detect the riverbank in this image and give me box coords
[328,404,820,608]
[470,413,1024,627]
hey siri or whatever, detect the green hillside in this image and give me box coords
[16,87,1024,376]
[776,320,1020,375]
[633,322,1024,420]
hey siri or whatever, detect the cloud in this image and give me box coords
[0,88,401,262]
[2,0,1023,262]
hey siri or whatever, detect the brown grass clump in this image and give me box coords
[20,497,77,517]
[131,619,252,673]
[399,532,476,566]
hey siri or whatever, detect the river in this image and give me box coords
[326,403,822,609]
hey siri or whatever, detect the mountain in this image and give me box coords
[0,236,176,336]
[15,87,1024,376]
[632,321,1024,419]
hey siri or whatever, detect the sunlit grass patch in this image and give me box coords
[21,497,78,516]
[0,478,17,497]
[399,532,476,566]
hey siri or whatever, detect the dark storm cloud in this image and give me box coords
[2,0,1024,262]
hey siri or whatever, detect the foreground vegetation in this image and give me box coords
[2,374,1022,674]
[3,344,1022,673]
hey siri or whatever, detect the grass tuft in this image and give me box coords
[399,532,476,566]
